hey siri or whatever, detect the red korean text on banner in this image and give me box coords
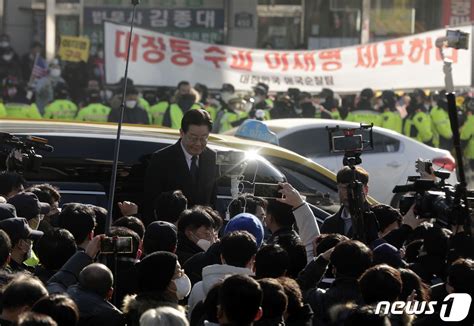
[230,51,253,71]
[381,40,404,66]
[293,52,317,71]
[355,44,379,68]
[408,37,433,65]
[169,38,193,66]
[115,31,140,62]
[319,50,342,71]
[265,52,288,71]
[204,46,227,68]
[141,36,166,64]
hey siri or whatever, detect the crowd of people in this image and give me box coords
[0,34,473,174]
[0,107,472,326]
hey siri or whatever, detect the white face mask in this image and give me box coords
[174,274,191,300]
[220,92,233,104]
[196,239,212,251]
[126,100,137,108]
[22,240,33,261]
[50,68,61,77]
[0,41,9,48]
[3,53,13,61]
[254,95,264,103]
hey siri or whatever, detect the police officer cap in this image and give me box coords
[360,88,374,100]
[319,88,334,99]
[381,90,396,107]
[412,88,427,100]
[256,82,269,93]
[464,97,474,112]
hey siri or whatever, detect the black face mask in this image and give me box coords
[301,102,316,117]
[178,99,195,111]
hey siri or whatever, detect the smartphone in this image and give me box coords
[253,183,282,199]
[332,135,363,152]
[100,236,133,254]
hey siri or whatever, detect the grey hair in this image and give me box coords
[139,306,189,326]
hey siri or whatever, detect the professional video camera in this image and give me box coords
[393,159,473,228]
[0,132,53,173]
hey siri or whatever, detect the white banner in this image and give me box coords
[104,21,473,92]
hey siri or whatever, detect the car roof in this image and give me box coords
[250,118,446,152]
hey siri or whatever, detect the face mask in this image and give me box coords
[0,41,9,48]
[2,53,13,61]
[7,88,17,98]
[220,92,233,103]
[174,274,191,300]
[125,100,137,108]
[98,51,104,59]
[23,241,33,261]
[178,99,194,110]
[255,109,265,120]
[50,68,61,77]
[196,239,212,251]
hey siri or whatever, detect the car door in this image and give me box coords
[358,131,408,204]
[278,127,339,173]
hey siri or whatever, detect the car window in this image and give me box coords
[279,128,331,157]
[371,132,400,153]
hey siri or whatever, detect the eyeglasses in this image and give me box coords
[185,134,209,144]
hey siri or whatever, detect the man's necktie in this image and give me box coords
[190,155,198,184]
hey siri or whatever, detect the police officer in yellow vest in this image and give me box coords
[212,83,235,133]
[379,90,402,133]
[430,90,453,150]
[2,76,42,119]
[299,92,332,119]
[218,95,250,133]
[148,87,171,126]
[43,82,78,120]
[403,90,434,146]
[346,88,382,126]
[460,97,474,177]
[163,93,201,129]
[76,89,111,122]
[195,83,217,121]
[0,101,6,118]
[249,83,271,120]
[318,89,342,120]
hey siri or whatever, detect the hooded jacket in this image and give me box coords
[122,292,180,326]
[187,264,254,317]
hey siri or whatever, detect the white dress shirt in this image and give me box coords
[180,141,199,170]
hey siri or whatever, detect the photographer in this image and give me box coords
[320,166,379,245]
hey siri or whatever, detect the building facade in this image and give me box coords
[1,0,472,58]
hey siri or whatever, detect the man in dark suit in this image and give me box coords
[144,109,217,225]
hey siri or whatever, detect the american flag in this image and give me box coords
[30,54,48,81]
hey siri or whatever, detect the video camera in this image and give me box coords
[393,160,473,228]
[0,132,53,173]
